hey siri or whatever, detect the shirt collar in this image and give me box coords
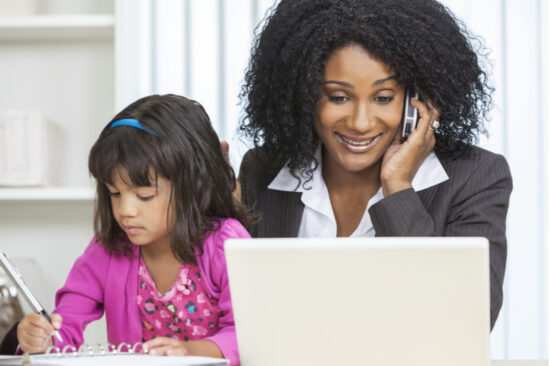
[267,147,449,193]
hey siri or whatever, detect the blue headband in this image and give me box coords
[109,119,159,136]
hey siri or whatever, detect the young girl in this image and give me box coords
[16,94,253,365]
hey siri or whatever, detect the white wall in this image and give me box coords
[116,0,548,359]
[439,0,548,358]
[0,0,115,345]
[115,0,276,169]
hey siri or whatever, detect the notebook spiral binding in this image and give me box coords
[44,342,146,357]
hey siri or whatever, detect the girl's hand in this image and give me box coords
[143,337,223,358]
[17,313,62,354]
[380,99,440,196]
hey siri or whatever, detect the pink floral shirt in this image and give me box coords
[137,256,221,341]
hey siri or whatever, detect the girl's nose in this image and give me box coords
[117,197,138,217]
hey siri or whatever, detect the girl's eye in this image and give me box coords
[108,191,120,197]
[374,96,394,104]
[138,195,154,201]
[328,95,349,104]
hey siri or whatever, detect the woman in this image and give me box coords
[237,0,512,330]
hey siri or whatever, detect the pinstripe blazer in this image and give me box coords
[238,145,513,330]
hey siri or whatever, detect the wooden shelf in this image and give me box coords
[0,187,95,201]
[0,14,114,41]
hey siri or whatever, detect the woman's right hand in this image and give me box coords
[380,99,439,196]
[17,313,62,354]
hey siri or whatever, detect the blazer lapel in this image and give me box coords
[256,189,304,238]
[253,178,441,238]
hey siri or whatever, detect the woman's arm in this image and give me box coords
[238,148,262,208]
[369,152,513,329]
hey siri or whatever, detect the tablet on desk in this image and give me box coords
[225,237,490,366]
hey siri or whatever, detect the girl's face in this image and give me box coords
[106,167,174,249]
[315,45,406,174]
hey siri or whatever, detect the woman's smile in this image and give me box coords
[334,132,382,153]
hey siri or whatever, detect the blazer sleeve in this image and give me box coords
[52,237,108,348]
[368,153,513,329]
[238,151,251,204]
[238,148,272,238]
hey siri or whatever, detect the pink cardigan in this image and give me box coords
[52,218,249,365]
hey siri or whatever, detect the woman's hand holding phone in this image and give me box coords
[380,98,439,197]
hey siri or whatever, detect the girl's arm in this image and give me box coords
[144,338,222,357]
[50,237,108,349]
[203,219,250,364]
[16,313,62,354]
[144,218,250,365]
[14,238,107,353]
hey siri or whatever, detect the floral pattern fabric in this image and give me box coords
[137,256,221,342]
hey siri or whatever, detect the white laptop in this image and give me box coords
[224,237,490,366]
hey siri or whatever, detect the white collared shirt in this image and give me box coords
[267,148,449,237]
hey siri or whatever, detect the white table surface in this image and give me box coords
[492,361,548,366]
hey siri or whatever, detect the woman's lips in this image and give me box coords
[335,132,381,153]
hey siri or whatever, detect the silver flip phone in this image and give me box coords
[401,88,419,139]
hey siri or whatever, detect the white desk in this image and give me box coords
[0,357,545,365]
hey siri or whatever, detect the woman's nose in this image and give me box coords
[347,102,373,133]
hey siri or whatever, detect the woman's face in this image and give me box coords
[315,45,406,174]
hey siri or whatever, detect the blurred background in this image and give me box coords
[0,0,547,359]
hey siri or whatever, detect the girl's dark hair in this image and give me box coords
[89,94,254,264]
[240,0,492,181]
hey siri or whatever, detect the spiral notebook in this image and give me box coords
[0,342,229,366]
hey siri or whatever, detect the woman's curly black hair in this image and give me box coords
[240,0,493,182]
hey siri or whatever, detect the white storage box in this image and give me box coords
[0,0,37,15]
[0,111,54,186]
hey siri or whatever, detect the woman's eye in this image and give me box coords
[374,96,394,104]
[138,195,154,201]
[108,191,120,197]
[328,95,349,104]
